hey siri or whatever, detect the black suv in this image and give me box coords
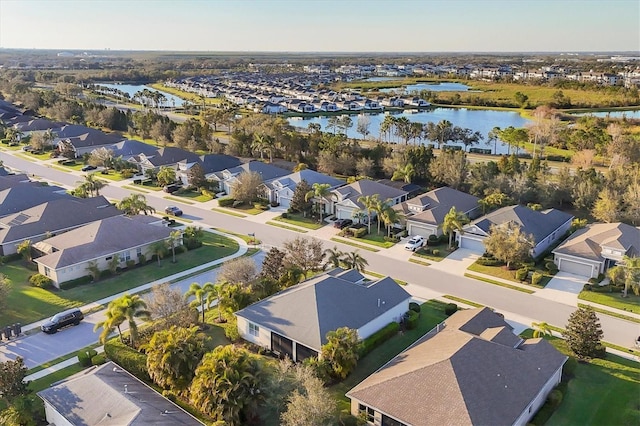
[334,219,353,229]
[41,309,84,334]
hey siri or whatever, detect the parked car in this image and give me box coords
[81,165,97,172]
[165,205,183,216]
[404,235,425,251]
[41,308,84,334]
[334,219,353,229]
[163,184,181,193]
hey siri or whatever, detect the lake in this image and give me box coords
[381,82,475,94]
[288,108,531,155]
[573,110,640,119]
[97,83,185,107]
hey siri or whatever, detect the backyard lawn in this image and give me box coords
[0,232,239,326]
[579,290,640,314]
[273,212,324,230]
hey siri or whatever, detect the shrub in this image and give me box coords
[548,389,563,408]
[91,353,106,366]
[515,268,529,281]
[217,197,236,207]
[104,338,149,381]
[232,200,244,208]
[422,247,432,254]
[137,253,147,264]
[545,261,559,273]
[29,273,53,289]
[359,322,400,356]
[383,236,400,243]
[77,349,98,367]
[432,249,440,256]
[444,303,458,316]
[427,234,439,246]
[409,302,421,313]
[405,310,419,330]
[476,257,502,266]
[126,259,136,269]
[583,283,593,292]
[59,275,92,289]
[594,344,607,359]
[353,227,367,238]
[531,272,543,286]
[281,212,288,219]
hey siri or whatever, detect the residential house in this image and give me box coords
[55,125,124,157]
[394,187,481,237]
[14,118,64,138]
[176,154,243,187]
[261,169,345,209]
[457,205,573,257]
[108,139,159,160]
[38,361,204,426]
[33,215,174,287]
[261,101,288,114]
[235,268,411,362]
[332,179,409,220]
[0,196,121,257]
[0,176,70,217]
[129,147,201,174]
[211,161,290,196]
[377,179,422,199]
[347,307,567,426]
[552,222,640,278]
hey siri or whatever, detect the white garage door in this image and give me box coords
[459,236,485,253]
[278,196,291,208]
[335,207,352,220]
[558,259,593,278]
[408,223,437,238]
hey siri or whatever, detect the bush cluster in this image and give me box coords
[515,267,529,281]
[104,338,150,381]
[59,275,92,289]
[545,261,559,274]
[218,197,236,207]
[359,322,400,356]
[409,302,421,313]
[444,303,458,316]
[352,227,367,238]
[531,272,543,286]
[405,310,420,329]
[29,273,53,289]
[476,256,502,266]
[77,349,98,367]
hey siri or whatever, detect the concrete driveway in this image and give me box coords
[533,272,588,306]
[428,248,480,275]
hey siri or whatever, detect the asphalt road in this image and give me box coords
[0,152,637,368]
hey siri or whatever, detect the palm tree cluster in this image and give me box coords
[133,88,167,110]
[116,193,155,215]
[380,116,483,150]
[305,183,335,223]
[323,246,368,272]
[94,293,151,348]
[357,194,400,237]
[74,173,106,198]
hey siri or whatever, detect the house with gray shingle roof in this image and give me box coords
[552,222,640,278]
[128,146,201,174]
[332,179,409,221]
[0,196,121,257]
[38,361,203,426]
[33,215,173,287]
[394,187,481,237]
[55,125,124,157]
[347,307,567,426]
[211,160,290,196]
[0,177,71,218]
[235,268,411,362]
[261,169,345,209]
[108,139,159,160]
[458,205,573,257]
[176,154,243,186]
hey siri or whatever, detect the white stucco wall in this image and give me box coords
[44,404,74,426]
[236,316,272,350]
[513,363,564,426]
[357,299,410,340]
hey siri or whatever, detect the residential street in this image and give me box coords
[1,151,638,367]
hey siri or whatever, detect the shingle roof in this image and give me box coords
[0,179,71,217]
[334,179,408,208]
[227,161,290,181]
[395,187,480,226]
[197,154,243,174]
[14,118,64,132]
[469,205,573,243]
[0,196,121,246]
[145,147,201,167]
[34,215,169,269]
[347,308,567,426]
[236,270,411,350]
[265,169,344,190]
[37,361,203,426]
[553,222,640,261]
[109,140,159,158]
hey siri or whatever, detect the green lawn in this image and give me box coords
[579,290,640,315]
[465,273,535,294]
[330,237,380,252]
[164,195,195,205]
[266,221,308,233]
[330,301,449,411]
[0,232,239,325]
[228,203,267,215]
[356,230,396,249]
[273,213,324,230]
[520,332,640,426]
[173,189,213,203]
[413,242,451,262]
[467,261,549,289]
[28,363,86,393]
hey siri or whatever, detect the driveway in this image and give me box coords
[533,272,588,306]
[428,248,480,275]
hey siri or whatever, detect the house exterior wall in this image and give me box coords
[531,219,572,258]
[513,364,564,426]
[357,299,410,340]
[237,316,273,350]
[407,221,439,237]
[44,404,74,426]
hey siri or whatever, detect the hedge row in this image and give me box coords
[359,321,400,357]
[218,197,236,207]
[103,338,149,381]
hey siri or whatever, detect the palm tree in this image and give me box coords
[441,206,469,249]
[379,115,396,142]
[42,129,56,148]
[150,240,167,266]
[323,246,345,269]
[77,173,106,197]
[305,183,334,224]
[622,255,640,297]
[156,166,176,187]
[357,194,380,235]
[251,133,268,161]
[167,230,182,263]
[392,163,415,183]
[380,204,400,237]
[112,293,151,348]
[352,209,367,225]
[374,198,393,234]
[342,251,368,272]
[117,193,155,216]
[185,282,215,323]
[531,321,552,338]
[93,306,126,343]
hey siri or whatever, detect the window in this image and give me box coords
[249,323,259,337]
[120,251,131,262]
[44,267,51,277]
[358,404,374,423]
[136,247,142,257]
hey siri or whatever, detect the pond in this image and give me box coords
[572,110,640,119]
[96,83,185,107]
[288,107,531,155]
[381,82,475,94]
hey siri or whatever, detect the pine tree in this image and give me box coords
[290,179,313,215]
[563,306,604,359]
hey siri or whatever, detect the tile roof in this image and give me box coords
[236,269,410,350]
[347,308,567,426]
[468,205,573,243]
[553,222,640,261]
[37,361,203,425]
[34,215,169,269]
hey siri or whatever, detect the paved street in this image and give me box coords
[1,151,638,363]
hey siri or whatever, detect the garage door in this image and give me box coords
[336,207,352,220]
[278,196,291,208]
[558,259,593,278]
[459,236,485,253]
[408,223,437,238]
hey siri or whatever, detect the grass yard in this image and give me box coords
[211,207,247,217]
[164,195,195,205]
[173,189,213,203]
[465,273,535,294]
[273,212,324,230]
[467,260,550,288]
[330,237,380,252]
[579,290,640,315]
[266,221,308,233]
[28,363,86,393]
[356,230,396,249]
[331,300,449,413]
[413,242,451,262]
[518,331,640,426]
[0,232,239,325]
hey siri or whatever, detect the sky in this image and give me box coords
[0,0,638,53]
